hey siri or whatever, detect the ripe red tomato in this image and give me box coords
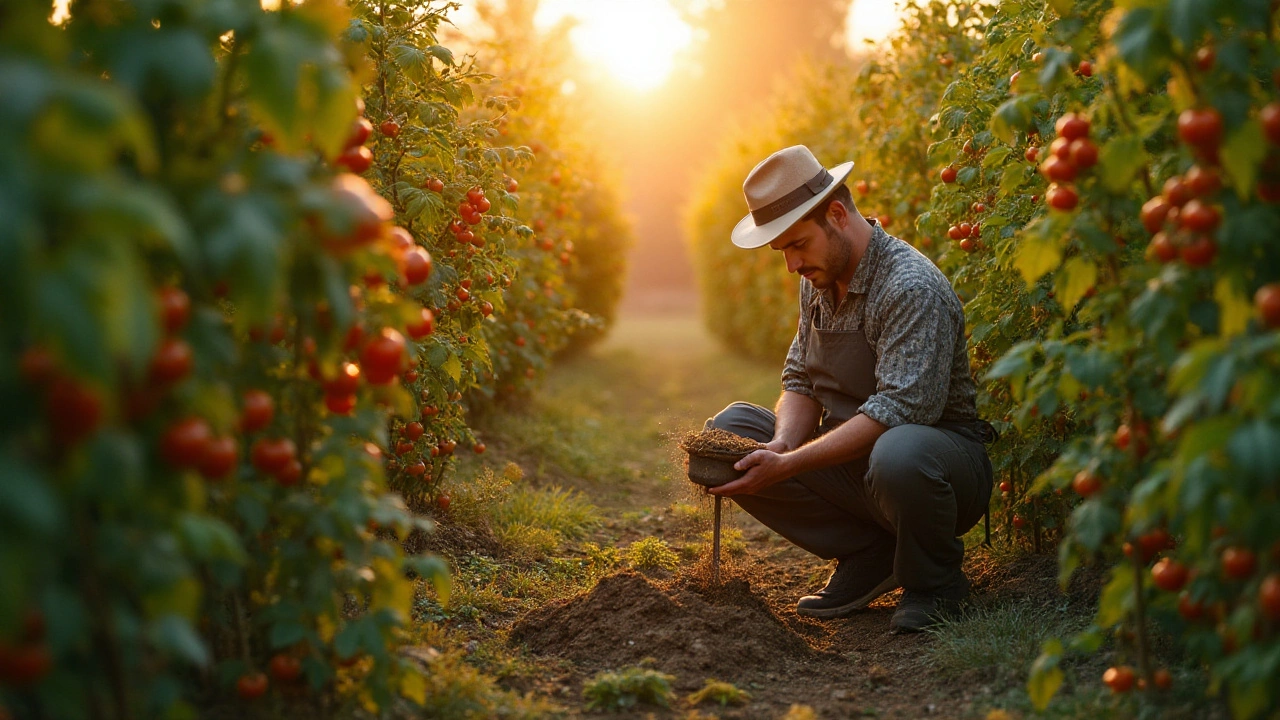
[276,458,303,487]
[1255,283,1280,329]
[325,362,361,397]
[456,287,470,302]
[1184,165,1221,197]
[940,165,958,183]
[0,642,52,686]
[361,329,406,384]
[1103,666,1135,693]
[325,392,356,415]
[1140,196,1171,234]
[403,422,424,441]
[268,653,302,683]
[1153,668,1173,691]
[1076,60,1093,77]
[159,286,190,334]
[251,437,296,477]
[854,179,870,195]
[1179,199,1219,232]
[1179,235,1217,267]
[1152,556,1187,589]
[1072,470,1102,498]
[1149,232,1178,263]
[959,238,977,253]
[1024,146,1040,163]
[406,460,427,476]
[1260,574,1280,620]
[1040,156,1077,183]
[401,248,432,285]
[1068,138,1098,169]
[241,390,274,433]
[1177,108,1223,148]
[345,117,373,149]
[1055,113,1090,140]
[1178,591,1206,621]
[320,175,392,251]
[948,225,963,240]
[161,417,213,469]
[439,439,457,455]
[473,442,486,454]
[336,145,374,174]
[1008,70,1020,91]
[505,176,519,193]
[199,436,239,480]
[474,196,491,213]
[463,211,482,226]
[422,405,439,418]
[1045,183,1078,211]
[998,481,1012,493]
[1138,528,1173,558]
[237,672,269,699]
[480,301,494,317]
[380,120,400,138]
[150,338,193,384]
[1222,546,1257,580]
[1194,45,1215,71]
[437,494,451,510]
[1260,102,1280,145]
[406,308,435,340]
[1011,515,1025,529]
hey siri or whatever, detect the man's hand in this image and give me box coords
[708,448,792,497]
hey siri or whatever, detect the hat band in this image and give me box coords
[750,168,834,225]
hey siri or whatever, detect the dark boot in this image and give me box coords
[889,575,970,633]
[796,544,897,619]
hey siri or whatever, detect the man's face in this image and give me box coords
[768,214,852,290]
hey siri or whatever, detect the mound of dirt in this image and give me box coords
[509,571,833,684]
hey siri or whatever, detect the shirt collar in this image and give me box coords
[848,219,888,295]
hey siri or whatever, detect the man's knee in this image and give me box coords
[866,424,941,502]
[706,401,774,443]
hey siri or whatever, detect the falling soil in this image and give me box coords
[509,570,841,689]
[678,428,764,457]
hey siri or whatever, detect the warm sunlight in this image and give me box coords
[844,0,907,48]
[535,0,694,92]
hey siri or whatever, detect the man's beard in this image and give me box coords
[805,225,852,289]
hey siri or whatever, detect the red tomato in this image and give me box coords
[386,225,414,254]
[199,436,239,480]
[1140,196,1171,234]
[1040,156,1077,182]
[1137,527,1173,558]
[1162,177,1193,207]
[161,417,213,469]
[325,362,361,397]
[473,442,486,454]
[1262,102,1280,145]
[1152,557,1189,592]
[1178,591,1206,621]
[1222,546,1257,580]
[1177,108,1223,148]
[505,176,518,193]
[948,225,964,241]
[1153,668,1173,691]
[1076,60,1093,77]
[1045,183,1079,211]
[480,301,494,317]
[237,672,269,699]
[427,177,444,193]
[0,642,52,686]
[1179,235,1217,267]
[149,338,193,384]
[1072,470,1102,498]
[345,117,373,149]
[456,287,470,302]
[406,460,427,476]
[959,238,977,253]
[1256,283,1280,329]
[251,438,296,477]
[999,481,1012,493]
[1068,138,1098,169]
[406,308,435,340]
[401,248,432,285]
[325,393,356,415]
[1103,666,1135,693]
[403,422,424,441]
[276,458,303,487]
[1185,165,1221,197]
[1179,199,1219,232]
[1194,45,1216,71]
[1149,232,1178,263]
[268,653,302,683]
[241,390,274,433]
[1260,574,1280,620]
[360,329,406,385]
[335,145,374,174]
[940,165,957,183]
[1054,113,1090,140]
[19,346,56,385]
[159,286,190,334]
[437,494,451,510]
[1024,146,1040,163]
[379,120,400,138]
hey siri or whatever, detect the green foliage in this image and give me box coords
[624,537,682,573]
[687,679,751,707]
[582,664,676,711]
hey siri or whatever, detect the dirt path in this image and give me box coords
[448,311,1220,720]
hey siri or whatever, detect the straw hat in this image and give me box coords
[731,145,854,249]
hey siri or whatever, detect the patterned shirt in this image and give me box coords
[781,221,979,428]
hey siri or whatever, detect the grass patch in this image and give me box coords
[493,485,598,540]
[687,679,751,707]
[926,600,1085,681]
[583,664,676,711]
[625,537,681,572]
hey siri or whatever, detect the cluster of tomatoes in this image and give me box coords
[1149,538,1280,651]
[333,101,399,175]
[235,651,305,700]
[1033,112,1096,213]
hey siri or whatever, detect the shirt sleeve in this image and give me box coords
[859,283,956,427]
[781,282,816,398]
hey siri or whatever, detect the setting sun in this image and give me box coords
[535,0,693,91]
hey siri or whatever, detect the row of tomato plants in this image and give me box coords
[689,0,1280,714]
[0,0,627,717]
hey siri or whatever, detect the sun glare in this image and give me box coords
[535,0,693,92]
[844,0,907,48]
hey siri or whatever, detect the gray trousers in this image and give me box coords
[708,402,993,593]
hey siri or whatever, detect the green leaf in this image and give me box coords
[1227,421,1280,482]
[1228,678,1270,720]
[999,163,1028,195]
[991,98,1033,145]
[390,44,428,83]
[177,514,246,564]
[1099,134,1146,193]
[1056,257,1098,311]
[1071,501,1121,551]
[150,615,210,667]
[425,45,454,66]
[270,621,307,649]
[1014,233,1063,286]
[1113,8,1173,84]
[982,147,1012,169]
[0,454,61,535]
[441,353,462,382]
[957,166,980,186]
[1096,567,1133,628]
[1215,276,1252,338]
[1028,639,1064,711]
[1176,416,1238,465]
[1222,119,1266,200]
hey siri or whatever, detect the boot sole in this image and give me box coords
[795,575,899,619]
